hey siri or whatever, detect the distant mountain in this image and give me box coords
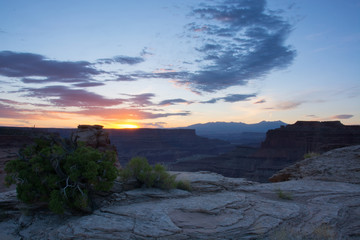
[179,121,287,146]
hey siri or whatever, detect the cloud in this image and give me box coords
[72,82,105,87]
[97,55,145,65]
[0,51,101,84]
[201,93,256,104]
[254,99,266,104]
[222,93,256,103]
[142,122,166,128]
[158,98,193,106]
[23,85,123,107]
[125,93,155,107]
[79,108,190,120]
[330,114,354,120]
[181,0,296,92]
[305,114,318,118]
[0,102,25,118]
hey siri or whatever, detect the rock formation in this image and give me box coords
[269,145,360,183]
[71,125,121,169]
[172,121,360,182]
[256,121,360,161]
[0,145,359,239]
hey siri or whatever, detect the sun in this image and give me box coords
[117,123,139,129]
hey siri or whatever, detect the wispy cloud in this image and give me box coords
[254,99,266,104]
[158,98,193,106]
[330,114,354,120]
[201,93,256,104]
[97,55,145,65]
[265,100,304,110]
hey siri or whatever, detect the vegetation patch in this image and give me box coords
[120,157,192,191]
[304,152,320,159]
[275,188,293,200]
[5,136,118,214]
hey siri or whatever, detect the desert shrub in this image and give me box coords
[304,152,320,159]
[120,157,189,191]
[5,136,118,214]
[176,180,192,192]
[276,188,293,200]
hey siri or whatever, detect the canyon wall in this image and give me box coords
[106,128,233,166]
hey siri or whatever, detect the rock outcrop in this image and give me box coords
[72,125,121,169]
[256,121,360,161]
[1,145,359,239]
[269,145,360,183]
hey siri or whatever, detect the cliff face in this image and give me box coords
[256,121,360,161]
[106,128,233,166]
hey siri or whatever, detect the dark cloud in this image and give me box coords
[0,51,101,82]
[182,0,296,92]
[201,93,256,104]
[72,82,105,87]
[97,55,145,65]
[113,74,137,81]
[23,85,123,107]
[222,93,256,102]
[331,114,354,120]
[158,98,192,106]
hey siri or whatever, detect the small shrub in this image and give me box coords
[304,152,320,159]
[176,180,192,192]
[120,157,190,191]
[5,136,118,214]
[276,188,293,200]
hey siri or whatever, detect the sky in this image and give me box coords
[0,0,359,129]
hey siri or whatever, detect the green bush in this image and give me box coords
[176,180,192,192]
[276,188,293,200]
[120,157,190,191]
[5,136,118,214]
[304,152,320,159]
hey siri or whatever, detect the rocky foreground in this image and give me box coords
[1,145,360,239]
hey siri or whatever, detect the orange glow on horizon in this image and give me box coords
[116,123,139,129]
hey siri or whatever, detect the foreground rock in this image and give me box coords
[1,146,360,239]
[269,145,360,183]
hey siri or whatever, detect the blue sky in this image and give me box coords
[0,0,359,128]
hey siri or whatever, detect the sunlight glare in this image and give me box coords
[117,124,139,129]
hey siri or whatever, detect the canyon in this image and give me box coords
[0,145,359,239]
